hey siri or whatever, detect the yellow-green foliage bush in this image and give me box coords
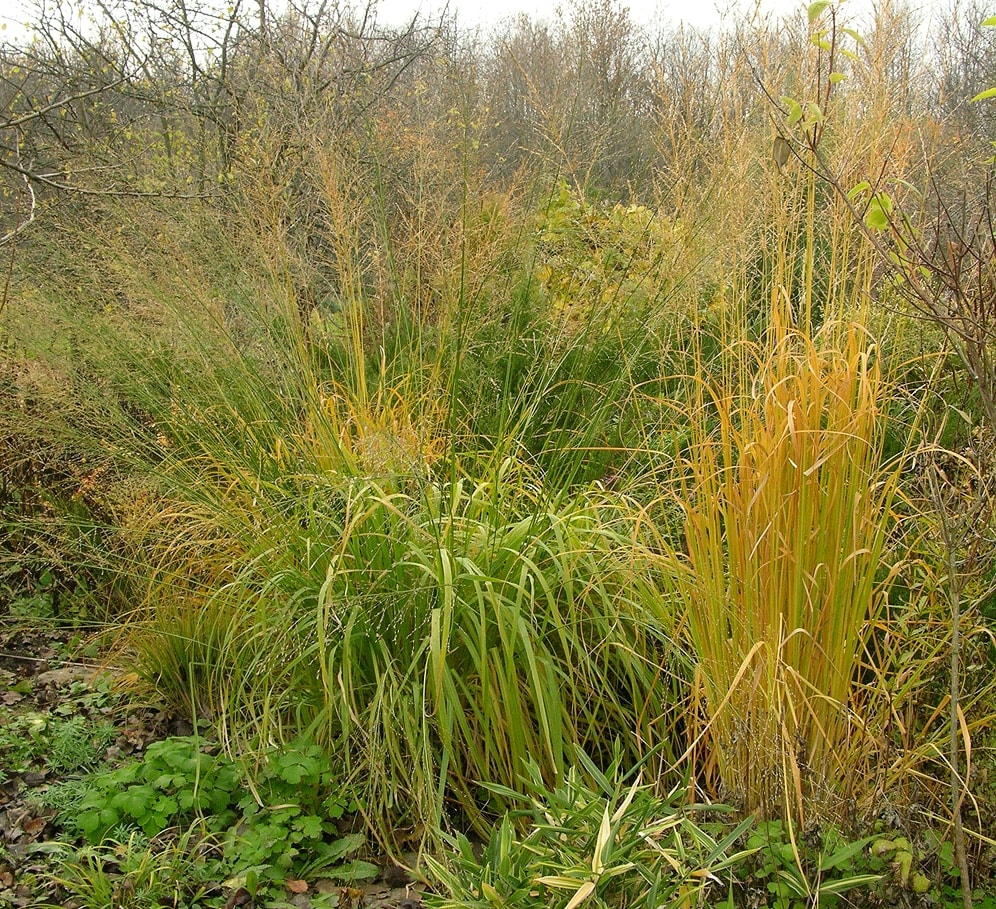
[533,180,685,336]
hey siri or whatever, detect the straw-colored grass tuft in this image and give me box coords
[665,301,902,825]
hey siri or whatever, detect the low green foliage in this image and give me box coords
[719,820,880,909]
[49,715,119,774]
[863,829,996,908]
[44,830,219,909]
[425,755,904,909]
[70,737,240,843]
[0,712,46,780]
[1,565,58,619]
[0,710,116,779]
[45,735,377,890]
[709,820,996,908]
[426,754,756,909]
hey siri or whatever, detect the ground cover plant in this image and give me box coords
[2,0,996,906]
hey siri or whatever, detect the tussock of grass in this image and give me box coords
[661,302,904,823]
[125,461,686,841]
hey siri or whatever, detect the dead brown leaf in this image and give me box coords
[339,886,364,909]
[223,887,253,908]
[20,816,46,837]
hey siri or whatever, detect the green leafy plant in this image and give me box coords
[70,736,240,843]
[49,735,376,888]
[860,828,996,907]
[0,711,48,776]
[226,743,376,883]
[49,715,118,774]
[425,753,755,909]
[0,711,116,779]
[4,566,57,619]
[723,820,879,909]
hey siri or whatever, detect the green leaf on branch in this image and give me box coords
[847,181,871,201]
[808,0,830,23]
[865,193,893,230]
[782,97,803,127]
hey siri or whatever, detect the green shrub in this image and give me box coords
[49,735,376,886]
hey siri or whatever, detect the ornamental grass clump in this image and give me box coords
[286,461,683,839]
[126,459,687,845]
[668,303,903,824]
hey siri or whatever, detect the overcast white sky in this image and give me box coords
[0,0,885,36]
[375,0,805,31]
[0,0,945,43]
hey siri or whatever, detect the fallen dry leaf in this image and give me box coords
[20,816,46,837]
[287,879,309,894]
[223,887,253,908]
[339,886,364,909]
